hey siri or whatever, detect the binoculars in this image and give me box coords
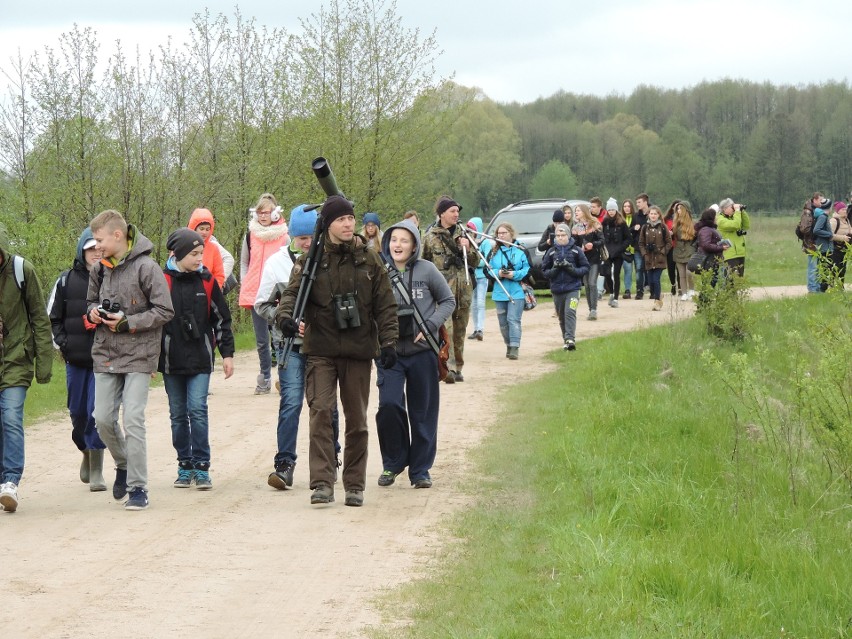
[97,299,121,319]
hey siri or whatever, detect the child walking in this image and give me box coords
[87,210,174,511]
[160,229,234,490]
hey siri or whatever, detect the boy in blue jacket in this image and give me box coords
[542,223,590,351]
[159,229,235,490]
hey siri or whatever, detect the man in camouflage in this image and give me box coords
[421,196,480,383]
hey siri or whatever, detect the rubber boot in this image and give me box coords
[80,450,90,484]
[88,449,107,492]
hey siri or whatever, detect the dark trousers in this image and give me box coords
[66,363,105,451]
[666,250,677,292]
[376,349,439,483]
[603,257,624,299]
[831,244,848,284]
[305,356,371,491]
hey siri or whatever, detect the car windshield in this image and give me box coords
[493,208,558,235]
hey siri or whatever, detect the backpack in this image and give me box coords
[795,207,815,244]
[11,255,26,295]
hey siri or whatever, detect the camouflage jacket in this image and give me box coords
[421,223,480,303]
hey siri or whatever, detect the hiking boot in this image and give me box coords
[507,346,519,360]
[378,470,397,487]
[454,370,464,382]
[443,371,456,385]
[125,487,149,510]
[412,477,432,489]
[113,468,128,500]
[0,482,18,513]
[345,490,364,507]
[653,299,663,311]
[635,291,644,300]
[174,462,194,488]
[254,374,271,395]
[623,290,631,299]
[80,450,90,484]
[268,461,295,490]
[194,470,212,491]
[311,484,334,504]
[475,331,483,341]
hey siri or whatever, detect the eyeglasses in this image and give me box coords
[256,210,272,215]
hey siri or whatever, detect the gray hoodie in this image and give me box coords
[380,220,455,357]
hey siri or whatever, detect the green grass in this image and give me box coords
[380,293,852,639]
[742,214,802,286]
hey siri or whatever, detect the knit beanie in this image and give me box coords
[436,197,462,216]
[362,212,381,228]
[606,197,618,211]
[167,228,204,261]
[552,209,565,223]
[833,201,847,213]
[319,195,355,227]
[556,223,571,235]
[288,204,319,237]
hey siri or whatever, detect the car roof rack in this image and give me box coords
[507,198,568,206]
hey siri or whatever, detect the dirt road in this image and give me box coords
[2,285,804,638]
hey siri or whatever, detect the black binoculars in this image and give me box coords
[98,299,121,319]
[334,293,361,330]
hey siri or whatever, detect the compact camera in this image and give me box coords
[333,293,361,330]
[97,299,121,319]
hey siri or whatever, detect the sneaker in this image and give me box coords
[566,340,576,351]
[194,470,212,490]
[254,374,271,395]
[507,346,518,360]
[0,481,19,512]
[475,331,483,341]
[113,468,128,500]
[588,310,597,320]
[378,470,397,487]
[623,290,631,299]
[467,331,478,340]
[652,299,663,311]
[609,297,619,308]
[635,291,644,300]
[443,371,456,385]
[174,466,194,488]
[454,370,464,382]
[268,461,295,490]
[679,293,689,301]
[562,340,571,351]
[687,289,696,298]
[125,487,149,511]
[412,477,432,489]
[311,484,334,504]
[344,490,364,507]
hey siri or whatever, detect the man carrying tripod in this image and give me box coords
[276,194,398,508]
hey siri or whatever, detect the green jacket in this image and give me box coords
[0,232,54,390]
[277,234,398,360]
[715,210,750,260]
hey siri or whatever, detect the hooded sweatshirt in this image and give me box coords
[187,208,226,289]
[380,220,456,357]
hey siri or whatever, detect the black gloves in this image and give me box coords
[279,318,299,338]
[379,346,397,369]
[564,263,577,275]
[114,317,130,333]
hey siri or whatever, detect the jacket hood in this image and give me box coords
[467,216,483,234]
[381,219,421,268]
[75,227,95,265]
[188,208,215,238]
[103,224,154,268]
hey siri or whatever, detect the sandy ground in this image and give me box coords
[2,284,806,638]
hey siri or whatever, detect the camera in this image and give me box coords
[180,314,201,340]
[333,293,361,330]
[98,299,121,319]
[736,229,748,236]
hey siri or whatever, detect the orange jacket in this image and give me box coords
[188,208,226,289]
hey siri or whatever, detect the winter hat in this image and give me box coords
[718,197,735,211]
[833,201,847,212]
[606,197,618,211]
[556,223,571,235]
[553,208,565,223]
[819,197,833,210]
[319,195,355,227]
[167,228,204,261]
[362,212,381,228]
[710,203,720,213]
[288,204,319,237]
[436,197,462,216]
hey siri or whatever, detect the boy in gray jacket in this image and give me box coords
[86,210,174,510]
[376,220,455,489]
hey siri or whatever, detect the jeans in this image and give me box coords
[647,268,664,300]
[66,363,105,451]
[633,252,646,291]
[93,372,152,490]
[251,307,272,380]
[806,254,820,292]
[552,290,580,341]
[163,373,211,466]
[471,276,488,332]
[622,259,634,293]
[275,348,341,467]
[583,261,600,310]
[495,298,524,348]
[0,386,27,485]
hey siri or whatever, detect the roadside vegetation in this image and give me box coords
[378,289,851,638]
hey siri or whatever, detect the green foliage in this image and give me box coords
[694,270,752,341]
[384,296,852,638]
[529,159,577,199]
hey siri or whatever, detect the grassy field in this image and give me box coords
[379,292,851,638]
[746,214,804,286]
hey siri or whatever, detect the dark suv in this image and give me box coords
[483,198,590,286]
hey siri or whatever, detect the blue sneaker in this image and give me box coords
[174,466,194,488]
[125,487,149,510]
[194,470,212,491]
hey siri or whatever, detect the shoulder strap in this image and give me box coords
[164,272,213,313]
[12,255,26,295]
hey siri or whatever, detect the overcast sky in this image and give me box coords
[1,0,850,103]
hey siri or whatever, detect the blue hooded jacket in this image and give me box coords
[541,236,590,294]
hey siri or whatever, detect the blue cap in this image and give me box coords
[288,204,319,237]
[362,212,381,228]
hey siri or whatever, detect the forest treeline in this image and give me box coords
[1,0,849,289]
